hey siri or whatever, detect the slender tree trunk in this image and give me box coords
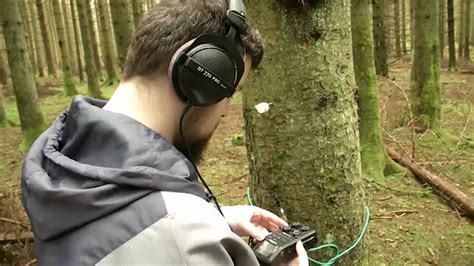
[77,0,102,98]
[412,0,441,131]
[0,85,6,127]
[52,0,78,96]
[98,0,118,82]
[86,0,103,76]
[110,0,135,67]
[20,0,37,76]
[47,0,61,70]
[36,0,57,76]
[0,30,7,127]
[394,0,402,57]
[410,0,415,51]
[244,1,366,264]
[464,0,471,60]
[32,2,46,77]
[63,0,78,76]
[471,1,474,45]
[440,0,446,58]
[373,0,389,76]
[448,0,457,69]
[1,0,46,150]
[132,0,144,27]
[459,0,465,58]
[402,0,408,54]
[352,0,401,179]
[71,0,85,82]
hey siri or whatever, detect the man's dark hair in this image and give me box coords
[122,0,264,80]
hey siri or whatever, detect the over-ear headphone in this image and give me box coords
[169,0,248,107]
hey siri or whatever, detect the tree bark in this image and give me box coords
[459,0,465,58]
[32,1,46,77]
[352,0,401,179]
[448,0,457,70]
[440,0,446,58]
[0,29,9,85]
[52,0,78,96]
[394,0,402,57]
[132,0,144,27]
[86,0,103,76]
[63,0,78,76]
[0,85,6,127]
[20,0,37,76]
[373,0,389,76]
[110,0,135,67]
[463,0,471,60]
[98,0,118,82]
[243,1,366,263]
[71,0,85,82]
[0,32,7,127]
[401,0,408,54]
[77,0,102,98]
[387,148,474,217]
[412,0,442,131]
[1,0,46,150]
[36,0,57,76]
[410,0,415,51]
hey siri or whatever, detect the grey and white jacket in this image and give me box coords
[21,96,260,266]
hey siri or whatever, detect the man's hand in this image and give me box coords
[284,241,309,266]
[221,205,288,241]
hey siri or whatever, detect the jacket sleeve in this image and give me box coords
[96,191,260,266]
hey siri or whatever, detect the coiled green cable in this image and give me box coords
[246,187,370,265]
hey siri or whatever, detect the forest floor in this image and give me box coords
[0,59,473,265]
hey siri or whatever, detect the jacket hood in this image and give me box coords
[21,96,207,240]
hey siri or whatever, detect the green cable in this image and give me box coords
[246,187,370,265]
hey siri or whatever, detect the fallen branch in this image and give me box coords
[0,231,34,244]
[386,147,474,218]
[0,217,29,229]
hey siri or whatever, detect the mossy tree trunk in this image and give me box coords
[52,0,77,96]
[98,0,118,82]
[394,0,402,57]
[411,0,442,131]
[373,0,389,76]
[110,0,135,68]
[132,0,144,27]
[440,0,446,58]
[32,2,46,78]
[401,0,408,54]
[448,0,457,70]
[0,32,7,127]
[351,0,401,180]
[77,0,102,98]
[243,0,366,263]
[463,0,471,60]
[71,0,85,83]
[1,0,46,150]
[459,0,465,58]
[86,0,103,76]
[36,0,57,76]
[63,0,78,76]
[0,29,9,85]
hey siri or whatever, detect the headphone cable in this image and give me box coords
[179,104,224,216]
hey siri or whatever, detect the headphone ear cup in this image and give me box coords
[169,40,196,103]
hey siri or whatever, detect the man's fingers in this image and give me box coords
[295,241,309,266]
[251,206,288,228]
[242,221,271,241]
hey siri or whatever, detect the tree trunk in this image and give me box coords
[1,0,46,150]
[410,0,415,51]
[463,0,471,60]
[394,0,402,57]
[110,0,135,68]
[36,0,57,76]
[412,0,441,131]
[448,0,457,70]
[52,0,77,96]
[71,0,85,82]
[63,0,78,76]
[243,1,366,264]
[352,0,401,179]
[86,0,103,76]
[402,0,408,54]
[440,0,446,58]
[20,0,37,76]
[459,0,465,58]
[77,0,102,98]
[32,2,46,77]
[0,85,6,127]
[98,0,118,82]
[47,0,61,70]
[132,0,144,27]
[0,26,10,85]
[373,0,389,76]
[0,32,7,127]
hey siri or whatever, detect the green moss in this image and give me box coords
[20,123,47,151]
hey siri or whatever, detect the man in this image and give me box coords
[21,0,308,265]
